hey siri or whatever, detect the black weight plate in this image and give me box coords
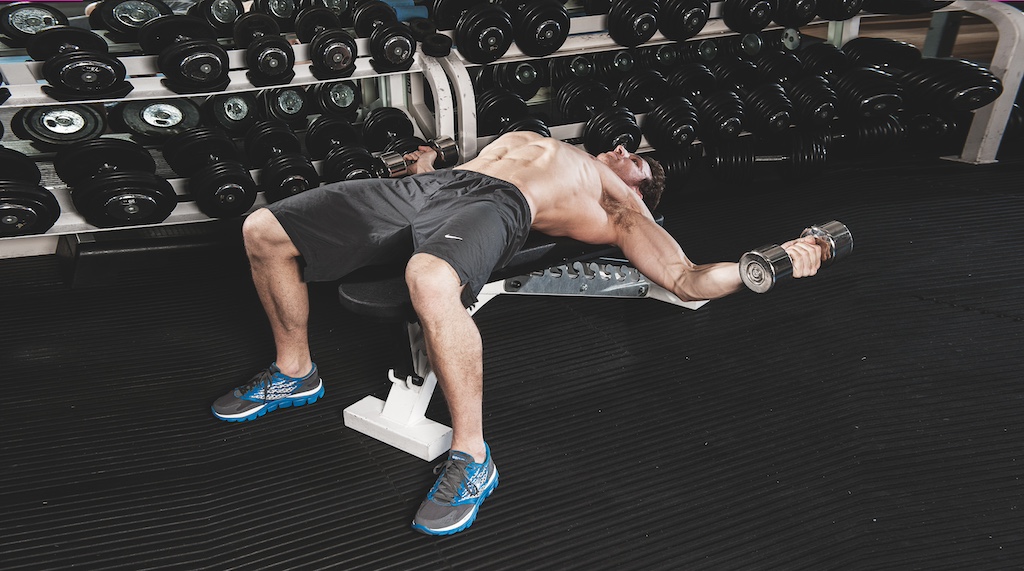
[0,2,68,46]
[0,147,42,185]
[138,15,217,54]
[189,160,257,218]
[309,28,358,78]
[308,80,361,120]
[245,36,297,84]
[774,0,817,28]
[430,0,473,31]
[41,51,126,94]
[258,86,309,125]
[11,104,107,146]
[816,0,862,20]
[0,182,61,237]
[204,92,258,134]
[189,0,244,35]
[499,116,551,138]
[384,135,428,156]
[71,171,176,227]
[406,17,436,42]
[421,32,452,58]
[722,0,775,34]
[584,106,640,154]
[361,106,414,152]
[53,138,156,186]
[323,145,376,182]
[97,0,173,39]
[244,120,302,166]
[26,26,108,61]
[163,126,238,176]
[294,7,341,43]
[659,0,710,41]
[304,116,360,159]
[232,12,280,49]
[368,22,416,70]
[253,0,299,29]
[157,40,230,92]
[261,154,319,203]
[454,3,513,64]
[514,0,569,57]
[112,98,202,139]
[607,0,659,48]
[353,0,396,38]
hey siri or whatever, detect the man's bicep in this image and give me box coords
[615,216,694,292]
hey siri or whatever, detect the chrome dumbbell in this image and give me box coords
[740,220,853,293]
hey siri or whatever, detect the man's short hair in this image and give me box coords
[638,155,666,211]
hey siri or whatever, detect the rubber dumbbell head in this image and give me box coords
[244,121,320,202]
[0,2,69,47]
[139,15,230,94]
[203,92,259,134]
[11,104,107,147]
[27,27,132,100]
[233,12,296,87]
[294,7,358,79]
[91,0,173,41]
[163,127,257,217]
[187,0,244,35]
[109,98,202,140]
[53,138,177,227]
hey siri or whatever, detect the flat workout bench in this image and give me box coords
[338,223,707,461]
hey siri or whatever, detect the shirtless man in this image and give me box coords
[212,131,824,535]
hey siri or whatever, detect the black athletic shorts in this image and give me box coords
[265,169,533,301]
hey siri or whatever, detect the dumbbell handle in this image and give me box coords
[374,135,459,177]
[739,220,853,294]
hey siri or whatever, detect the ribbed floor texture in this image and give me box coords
[2,152,1024,570]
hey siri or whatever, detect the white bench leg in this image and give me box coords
[343,322,452,461]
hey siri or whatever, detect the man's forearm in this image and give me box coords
[673,261,743,301]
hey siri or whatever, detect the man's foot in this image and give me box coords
[212,363,324,422]
[412,444,498,536]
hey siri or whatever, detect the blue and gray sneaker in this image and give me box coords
[412,443,498,535]
[212,363,324,422]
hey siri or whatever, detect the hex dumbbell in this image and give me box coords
[11,103,107,148]
[0,2,68,47]
[244,120,320,203]
[26,26,132,100]
[0,146,61,237]
[360,106,460,175]
[232,12,296,87]
[162,127,258,218]
[740,220,853,293]
[554,77,642,155]
[137,15,230,94]
[352,1,417,73]
[87,0,172,42]
[53,138,177,228]
[294,7,358,80]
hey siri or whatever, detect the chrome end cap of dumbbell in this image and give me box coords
[740,244,792,294]
[801,220,853,266]
[375,150,409,178]
[433,135,460,167]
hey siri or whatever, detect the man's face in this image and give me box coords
[597,145,652,190]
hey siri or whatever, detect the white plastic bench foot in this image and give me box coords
[343,396,452,461]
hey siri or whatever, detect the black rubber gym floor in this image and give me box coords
[2,151,1023,570]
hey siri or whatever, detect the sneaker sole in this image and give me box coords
[212,382,325,422]
[411,468,499,536]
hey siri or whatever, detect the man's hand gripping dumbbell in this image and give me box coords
[380,136,459,177]
[740,221,854,293]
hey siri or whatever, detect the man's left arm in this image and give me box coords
[615,212,822,302]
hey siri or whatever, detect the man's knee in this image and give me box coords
[242,208,296,257]
[406,254,462,304]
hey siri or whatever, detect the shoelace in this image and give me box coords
[236,368,274,401]
[432,457,478,503]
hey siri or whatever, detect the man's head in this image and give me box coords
[597,146,666,211]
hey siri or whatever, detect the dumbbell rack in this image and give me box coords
[0,26,459,258]
[444,1,1024,166]
[2,0,1023,261]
